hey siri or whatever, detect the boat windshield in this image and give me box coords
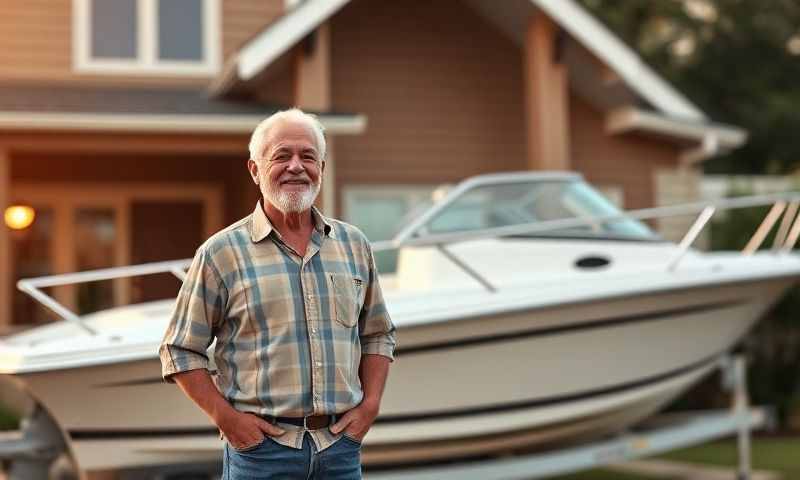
[418,178,659,241]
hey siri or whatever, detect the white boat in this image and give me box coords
[1,171,799,476]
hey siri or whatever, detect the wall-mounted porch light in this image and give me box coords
[5,205,36,230]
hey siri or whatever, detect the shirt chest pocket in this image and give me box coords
[328,273,364,328]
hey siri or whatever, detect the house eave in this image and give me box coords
[0,112,367,135]
[607,108,747,155]
[236,0,350,83]
[530,0,706,122]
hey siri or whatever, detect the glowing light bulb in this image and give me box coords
[4,205,36,230]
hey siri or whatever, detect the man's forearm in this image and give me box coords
[359,354,391,410]
[172,368,236,425]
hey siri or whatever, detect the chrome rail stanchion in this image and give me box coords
[667,206,716,272]
[773,201,798,251]
[436,245,497,293]
[782,205,800,253]
[743,201,786,255]
[16,258,192,336]
[16,282,95,335]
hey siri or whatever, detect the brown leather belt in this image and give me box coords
[268,415,335,430]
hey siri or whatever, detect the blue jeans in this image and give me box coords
[223,433,362,480]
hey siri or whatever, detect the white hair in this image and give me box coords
[248,108,327,161]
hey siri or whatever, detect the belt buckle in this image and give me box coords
[303,415,332,430]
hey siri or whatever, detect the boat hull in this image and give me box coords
[2,276,792,472]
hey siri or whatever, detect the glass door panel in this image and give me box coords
[74,208,117,314]
[11,207,54,325]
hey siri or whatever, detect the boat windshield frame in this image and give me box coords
[391,171,659,244]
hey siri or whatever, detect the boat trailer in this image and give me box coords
[0,355,768,480]
[0,405,68,479]
[365,355,765,480]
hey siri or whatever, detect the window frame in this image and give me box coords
[73,0,221,76]
[343,185,444,273]
[342,184,443,238]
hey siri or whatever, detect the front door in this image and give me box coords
[130,200,205,303]
[9,183,221,327]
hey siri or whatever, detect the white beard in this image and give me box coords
[264,178,321,214]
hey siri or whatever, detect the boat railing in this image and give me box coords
[17,259,192,335]
[16,191,800,334]
[371,191,800,292]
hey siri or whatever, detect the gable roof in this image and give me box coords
[532,0,705,121]
[237,0,351,81]
[222,0,706,122]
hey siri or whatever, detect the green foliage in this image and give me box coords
[574,0,800,427]
[707,186,800,428]
[575,0,800,174]
[661,437,800,477]
[553,470,678,480]
[0,403,20,431]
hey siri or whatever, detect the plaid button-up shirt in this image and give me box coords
[159,202,396,451]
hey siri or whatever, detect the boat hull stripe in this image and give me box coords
[398,299,744,355]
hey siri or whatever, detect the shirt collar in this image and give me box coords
[250,200,334,243]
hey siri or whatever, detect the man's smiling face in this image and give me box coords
[250,119,324,214]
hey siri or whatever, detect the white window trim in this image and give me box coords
[342,185,444,227]
[73,0,221,76]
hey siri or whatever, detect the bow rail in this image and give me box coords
[16,191,800,335]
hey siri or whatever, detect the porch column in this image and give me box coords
[294,22,336,216]
[523,13,571,171]
[0,150,9,331]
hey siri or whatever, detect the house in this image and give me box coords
[0,0,746,332]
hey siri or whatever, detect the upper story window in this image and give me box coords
[74,0,220,76]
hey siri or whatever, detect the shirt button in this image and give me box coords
[316,362,322,367]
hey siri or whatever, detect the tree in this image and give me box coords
[576,0,800,174]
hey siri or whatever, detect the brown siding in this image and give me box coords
[253,61,296,107]
[0,0,282,87]
[330,0,527,197]
[0,0,73,84]
[569,95,681,209]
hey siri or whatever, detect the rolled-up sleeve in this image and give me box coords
[159,247,227,382]
[358,246,396,361]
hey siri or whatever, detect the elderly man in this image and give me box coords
[159,108,396,480]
